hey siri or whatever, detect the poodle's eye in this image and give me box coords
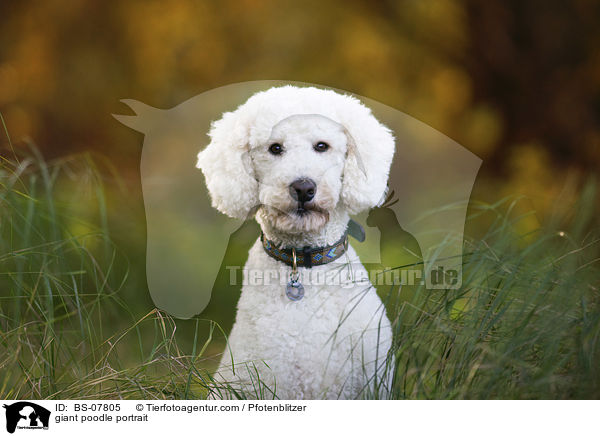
[314,142,329,152]
[268,143,283,155]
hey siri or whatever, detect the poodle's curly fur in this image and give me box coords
[197,86,395,399]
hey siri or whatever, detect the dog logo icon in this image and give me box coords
[2,402,50,433]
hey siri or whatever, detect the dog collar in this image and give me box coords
[261,231,348,269]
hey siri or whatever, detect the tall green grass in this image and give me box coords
[380,185,599,399]
[0,141,218,399]
[0,138,598,399]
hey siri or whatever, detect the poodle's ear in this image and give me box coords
[339,100,395,215]
[196,110,259,219]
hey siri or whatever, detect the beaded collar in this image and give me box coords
[260,231,348,269]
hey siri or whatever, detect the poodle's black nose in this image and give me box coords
[289,178,316,203]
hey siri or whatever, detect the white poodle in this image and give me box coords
[196,86,396,399]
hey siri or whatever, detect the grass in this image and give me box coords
[383,187,600,399]
[0,143,218,399]
[0,141,598,399]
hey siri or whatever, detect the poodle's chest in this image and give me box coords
[238,281,358,333]
[235,271,382,349]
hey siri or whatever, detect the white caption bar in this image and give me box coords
[0,400,597,435]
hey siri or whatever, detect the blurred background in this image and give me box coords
[1,0,599,179]
[0,0,599,398]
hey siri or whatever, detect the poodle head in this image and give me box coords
[196,86,395,234]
